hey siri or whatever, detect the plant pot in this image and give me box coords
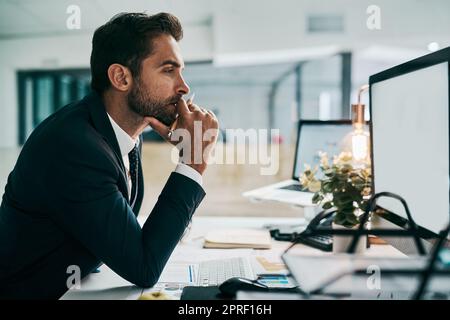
[332,222,367,254]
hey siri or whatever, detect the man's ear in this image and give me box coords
[107,64,133,92]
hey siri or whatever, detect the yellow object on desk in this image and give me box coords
[256,256,286,272]
[138,291,172,300]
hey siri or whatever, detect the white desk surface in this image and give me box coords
[61,216,404,300]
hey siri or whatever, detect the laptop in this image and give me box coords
[243,120,355,206]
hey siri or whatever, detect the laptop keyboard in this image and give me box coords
[198,257,253,286]
[279,184,304,192]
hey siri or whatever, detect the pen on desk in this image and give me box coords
[188,265,193,283]
[169,93,195,132]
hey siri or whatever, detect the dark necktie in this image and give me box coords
[128,144,139,209]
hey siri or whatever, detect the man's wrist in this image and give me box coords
[178,151,205,174]
[178,152,207,175]
[175,163,203,186]
[185,163,206,175]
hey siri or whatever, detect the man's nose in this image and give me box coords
[177,75,190,96]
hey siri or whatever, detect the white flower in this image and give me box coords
[308,180,321,193]
[338,152,353,164]
[318,151,329,169]
[299,174,310,187]
[333,151,353,166]
[361,187,371,197]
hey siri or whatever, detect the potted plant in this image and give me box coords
[300,151,372,253]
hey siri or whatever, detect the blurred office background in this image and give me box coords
[1,0,449,217]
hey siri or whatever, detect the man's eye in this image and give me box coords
[164,69,174,73]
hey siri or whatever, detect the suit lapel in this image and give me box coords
[84,92,130,201]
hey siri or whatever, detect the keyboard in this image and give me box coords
[279,184,304,192]
[197,257,254,286]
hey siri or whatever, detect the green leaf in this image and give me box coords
[360,201,369,212]
[345,214,359,227]
[322,182,333,193]
[312,193,323,204]
[343,208,356,216]
[333,208,359,228]
[340,205,355,213]
[322,202,333,210]
[333,212,347,225]
[334,195,353,207]
[351,177,364,185]
[324,169,334,177]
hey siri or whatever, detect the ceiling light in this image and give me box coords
[427,42,440,52]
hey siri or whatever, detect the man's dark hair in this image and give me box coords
[90,12,183,93]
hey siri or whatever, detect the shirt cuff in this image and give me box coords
[174,163,203,186]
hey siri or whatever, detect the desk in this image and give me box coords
[61,216,404,300]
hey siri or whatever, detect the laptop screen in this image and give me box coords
[293,121,357,181]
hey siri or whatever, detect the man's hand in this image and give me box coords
[146,98,219,175]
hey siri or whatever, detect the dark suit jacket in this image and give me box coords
[0,92,205,299]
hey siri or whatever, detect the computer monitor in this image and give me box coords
[369,46,450,254]
[293,120,362,180]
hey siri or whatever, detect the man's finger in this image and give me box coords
[188,103,202,112]
[169,117,179,131]
[176,98,190,116]
[147,117,171,139]
[207,110,217,120]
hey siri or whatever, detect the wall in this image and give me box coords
[0,25,212,147]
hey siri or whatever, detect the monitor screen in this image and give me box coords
[293,121,357,180]
[371,61,449,236]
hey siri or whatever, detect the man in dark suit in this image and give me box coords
[0,12,218,299]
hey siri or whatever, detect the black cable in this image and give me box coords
[347,192,426,255]
[414,222,450,299]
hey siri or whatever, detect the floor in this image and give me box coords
[0,142,307,218]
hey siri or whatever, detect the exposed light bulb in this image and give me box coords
[351,85,370,164]
[352,130,369,161]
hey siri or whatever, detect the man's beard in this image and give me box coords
[128,79,180,126]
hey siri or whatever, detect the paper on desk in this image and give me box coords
[204,228,271,249]
[168,245,253,264]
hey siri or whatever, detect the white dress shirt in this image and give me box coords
[107,114,202,199]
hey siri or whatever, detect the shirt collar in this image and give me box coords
[107,113,138,157]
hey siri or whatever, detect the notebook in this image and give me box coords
[203,228,272,249]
